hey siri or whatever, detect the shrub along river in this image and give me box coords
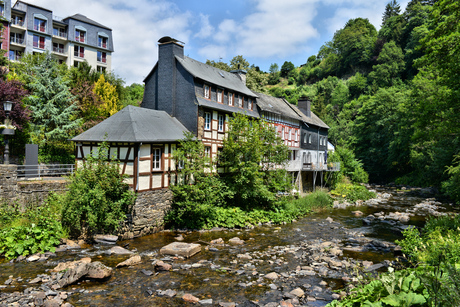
[0,185,457,307]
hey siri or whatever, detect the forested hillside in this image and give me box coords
[211,0,459,203]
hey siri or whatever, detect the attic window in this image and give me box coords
[219,71,225,78]
[204,84,210,99]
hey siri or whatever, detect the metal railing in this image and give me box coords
[286,160,341,172]
[53,46,66,54]
[10,37,25,45]
[17,164,74,179]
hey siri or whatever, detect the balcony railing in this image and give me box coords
[97,57,107,63]
[53,46,66,54]
[11,19,25,27]
[9,54,22,61]
[98,42,107,48]
[285,160,341,172]
[17,164,74,180]
[33,42,45,49]
[74,52,84,58]
[10,37,25,45]
[54,32,67,39]
[75,36,85,43]
[34,25,46,32]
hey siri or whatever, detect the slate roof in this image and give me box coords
[72,105,189,143]
[64,13,112,30]
[196,97,260,118]
[255,92,301,119]
[175,56,257,97]
[288,103,330,129]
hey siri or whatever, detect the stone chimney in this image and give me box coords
[230,64,247,85]
[298,97,311,117]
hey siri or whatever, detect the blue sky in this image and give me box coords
[30,0,408,85]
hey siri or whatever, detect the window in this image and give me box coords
[97,51,107,63]
[204,112,211,130]
[304,133,307,143]
[281,127,285,140]
[10,33,24,45]
[320,137,323,146]
[218,114,224,132]
[295,130,298,142]
[238,96,243,108]
[308,134,312,144]
[204,84,210,99]
[217,89,223,103]
[74,61,79,68]
[53,42,64,54]
[0,4,4,17]
[74,46,84,58]
[289,129,292,141]
[152,148,161,170]
[205,146,211,158]
[12,15,24,27]
[98,36,108,48]
[34,18,47,32]
[75,29,86,43]
[53,27,67,38]
[9,50,22,61]
[249,99,253,110]
[33,35,45,49]
[228,92,234,106]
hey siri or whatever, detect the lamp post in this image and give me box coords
[2,101,13,165]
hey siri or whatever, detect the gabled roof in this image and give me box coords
[72,105,189,143]
[64,13,112,30]
[255,92,301,120]
[175,56,257,97]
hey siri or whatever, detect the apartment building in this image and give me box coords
[2,0,113,72]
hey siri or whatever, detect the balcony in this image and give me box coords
[11,19,25,27]
[52,46,66,55]
[75,37,85,43]
[53,32,67,39]
[97,57,107,63]
[285,160,341,172]
[10,37,25,46]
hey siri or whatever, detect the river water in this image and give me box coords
[0,186,456,306]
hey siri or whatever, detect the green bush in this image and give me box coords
[331,182,376,203]
[0,198,64,260]
[61,143,135,238]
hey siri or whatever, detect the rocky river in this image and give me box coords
[0,185,456,307]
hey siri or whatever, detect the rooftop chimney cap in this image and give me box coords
[158,36,185,45]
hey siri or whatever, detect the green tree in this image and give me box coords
[220,113,291,209]
[121,83,144,107]
[268,63,280,85]
[61,142,135,238]
[205,60,231,72]
[382,0,401,25]
[93,74,121,117]
[280,61,295,78]
[368,41,405,88]
[230,55,250,70]
[26,53,81,144]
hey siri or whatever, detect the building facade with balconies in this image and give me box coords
[2,1,113,71]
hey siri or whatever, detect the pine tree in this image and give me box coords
[26,53,81,143]
[382,0,401,25]
[93,74,121,117]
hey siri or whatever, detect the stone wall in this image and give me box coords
[118,189,173,240]
[0,165,18,201]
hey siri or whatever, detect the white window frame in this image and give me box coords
[308,134,312,144]
[205,146,211,158]
[204,84,210,99]
[218,114,224,132]
[204,112,211,130]
[228,92,234,106]
[289,128,292,141]
[152,148,161,170]
[217,89,223,103]
[238,96,243,108]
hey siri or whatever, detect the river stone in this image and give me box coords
[264,272,279,280]
[108,246,134,255]
[219,303,236,307]
[155,261,172,271]
[160,242,201,258]
[27,255,41,262]
[183,293,200,303]
[58,261,112,287]
[228,237,244,245]
[352,211,363,217]
[210,238,224,244]
[199,298,213,305]
[94,234,118,244]
[116,255,142,267]
[280,300,294,307]
[52,257,92,272]
[290,288,305,297]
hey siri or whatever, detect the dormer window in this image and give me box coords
[98,35,108,48]
[238,96,243,108]
[228,92,234,106]
[75,27,86,43]
[34,17,47,32]
[248,99,253,111]
[204,84,210,99]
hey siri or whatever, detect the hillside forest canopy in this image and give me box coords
[0,0,459,204]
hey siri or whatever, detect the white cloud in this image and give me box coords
[194,14,214,39]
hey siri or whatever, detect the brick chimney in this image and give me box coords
[298,97,311,117]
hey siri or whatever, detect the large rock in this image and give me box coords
[160,242,201,258]
[51,258,92,272]
[108,246,134,255]
[116,255,142,268]
[228,237,244,245]
[94,234,118,244]
[58,261,112,287]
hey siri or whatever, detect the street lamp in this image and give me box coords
[2,101,14,165]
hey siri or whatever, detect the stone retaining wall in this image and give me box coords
[0,165,172,238]
[118,189,173,240]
